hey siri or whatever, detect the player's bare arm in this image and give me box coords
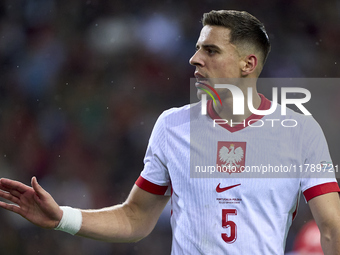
[77,185,170,242]
[309,192,340,254]
[0,177,169,242]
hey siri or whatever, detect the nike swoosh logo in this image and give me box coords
[216,183,241,193]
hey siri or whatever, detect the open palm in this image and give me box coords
[0,177,62,229]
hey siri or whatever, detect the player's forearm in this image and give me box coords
[76,203,150,243]
[321,228,340,255]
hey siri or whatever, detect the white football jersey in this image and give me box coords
[136,94,340,255]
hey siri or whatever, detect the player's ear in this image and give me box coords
[240,54,258,76]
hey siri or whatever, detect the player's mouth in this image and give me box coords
[194,72,210,88]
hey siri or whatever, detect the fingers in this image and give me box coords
[0,180,25,199]
[0,182,12,193]
[0,201,21,214]
[0,190,20,205]
[31,177,46,199]
[0,187,22,199]
[0,178,30,194]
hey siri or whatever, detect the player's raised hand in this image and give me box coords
[0,177,63,229]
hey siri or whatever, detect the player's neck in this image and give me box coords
[213,88,261,126]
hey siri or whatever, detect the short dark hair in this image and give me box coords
[202,10,271,65]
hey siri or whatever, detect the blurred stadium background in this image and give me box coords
[0,0,339,254]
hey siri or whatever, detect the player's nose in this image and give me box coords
[189,50,204,67]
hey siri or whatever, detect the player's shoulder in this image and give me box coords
[161,103,191,117]
[274,103,322,133]
[282,105,319,124]
[158,103,199,126]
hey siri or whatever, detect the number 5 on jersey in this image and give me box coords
[222,209,237,243]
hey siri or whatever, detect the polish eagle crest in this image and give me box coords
[219,144,244,169]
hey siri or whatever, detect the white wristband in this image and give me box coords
[54,206,82,235]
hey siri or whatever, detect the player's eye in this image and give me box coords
[206,48,216,55]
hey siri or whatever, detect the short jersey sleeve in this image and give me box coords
[135,112,171,196]
[300,116,340,202]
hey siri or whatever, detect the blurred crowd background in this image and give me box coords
[0,0,340,254]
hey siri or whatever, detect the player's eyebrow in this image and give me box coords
[196,44,222,52]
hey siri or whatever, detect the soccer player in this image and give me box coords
[1,10,340,254]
